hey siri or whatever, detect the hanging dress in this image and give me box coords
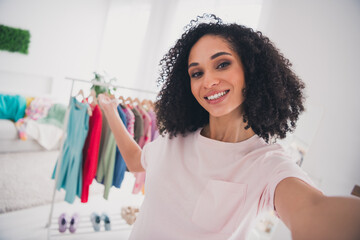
[52,97,89,204]
[147,109,159,141]
[96,110,117,200]
[121,105,135,173]
[121,104,135,138]
[132,106,152,194]
[81,104,102,203]
[112,105,128,188]
[130,107,143,143]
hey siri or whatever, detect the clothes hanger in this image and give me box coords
[148,100,154,110]
[133,97,141,107]
[86,90,93,116]
[75,89,85,101]
[141,99,148,110]
[143,99,154,111]
[87,89,98,106]
[119,95,125,105]
[74,89,92,116]
[124,96,133,107]
[74,89,85,108]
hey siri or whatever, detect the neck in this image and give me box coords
[201,111,255,143]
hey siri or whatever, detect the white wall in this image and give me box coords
[97,0,155,101]
[0,0,262,100]
[258,0,360,196]
[0,0,109,98]
[97,0,263,101]
[257,0,360,239]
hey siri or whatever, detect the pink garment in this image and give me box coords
[129,128,318,240]
[15,97,52,140]
[122,106,135,138]
[147,110,159,141]
[136,106,152,148]
[132,106,152,194]
[25,97,53,120]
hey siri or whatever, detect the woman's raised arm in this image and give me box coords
[98,94,144,172]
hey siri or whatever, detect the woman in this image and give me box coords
[99,14,360,240]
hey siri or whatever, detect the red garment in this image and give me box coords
[81,104,102,203]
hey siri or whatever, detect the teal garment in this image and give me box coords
[0,94,26,122]
[52,97,89,204]
[96,116,117,200]
[37,103,66,128]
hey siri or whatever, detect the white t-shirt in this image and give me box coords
[129,129,316,240]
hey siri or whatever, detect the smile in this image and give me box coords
[205,90,230,100]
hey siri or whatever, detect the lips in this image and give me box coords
[204,90,230,100]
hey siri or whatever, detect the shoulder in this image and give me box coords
[246,141,305,182]
[141,130,198,169]
[143,130,199,154]
[245,138,292,164]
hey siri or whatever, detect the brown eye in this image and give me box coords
[217,62,230,69]
[191,72,203,78]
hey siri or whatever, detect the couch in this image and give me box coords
[0,119,46,153]
[0,93,65,153]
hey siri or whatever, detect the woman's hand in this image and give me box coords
[98,93,118,114]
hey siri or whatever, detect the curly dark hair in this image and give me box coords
[155,14,305,143]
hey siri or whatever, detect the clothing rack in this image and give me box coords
[45,77,157,239]
[65,77,158,95]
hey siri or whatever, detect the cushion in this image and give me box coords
[37,103,66,128]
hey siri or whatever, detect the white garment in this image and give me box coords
[26,120,63,150]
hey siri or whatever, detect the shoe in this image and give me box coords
[58,213,67,233]
[121,206,139,225]
[69,213,79,233]
[90,212,101,232]
[101,213,111,231]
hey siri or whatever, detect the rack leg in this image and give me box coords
[45,79,74,239]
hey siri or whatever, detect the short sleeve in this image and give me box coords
[258,155,321,218]
[140,143,149,170]
[139,134,164,171]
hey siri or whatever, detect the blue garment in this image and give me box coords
[113,105,128,188]
[0,94,26,122]
[52,97,89,203]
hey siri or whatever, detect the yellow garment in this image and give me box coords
[141,185,145,195]
[25,97,35,107]
[25,97,35,117]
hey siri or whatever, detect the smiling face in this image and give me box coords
[188,34,246,119]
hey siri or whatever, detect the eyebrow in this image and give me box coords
[188,51,232,69]
[211,51,232,59]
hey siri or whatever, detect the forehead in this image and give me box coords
[188,35,234,61]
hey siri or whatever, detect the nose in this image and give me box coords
[203,73,220,88]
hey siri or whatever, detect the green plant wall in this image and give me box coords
[0,24,31,54]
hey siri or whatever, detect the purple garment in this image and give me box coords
[147,110,159,141]
[121,105,135,138]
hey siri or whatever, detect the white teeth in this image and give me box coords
[206,90,228,100]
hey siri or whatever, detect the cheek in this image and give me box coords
[235,76,246,93]
[190,81,199,98]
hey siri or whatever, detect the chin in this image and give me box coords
[207,106,243,119]
[207,110,232,118]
